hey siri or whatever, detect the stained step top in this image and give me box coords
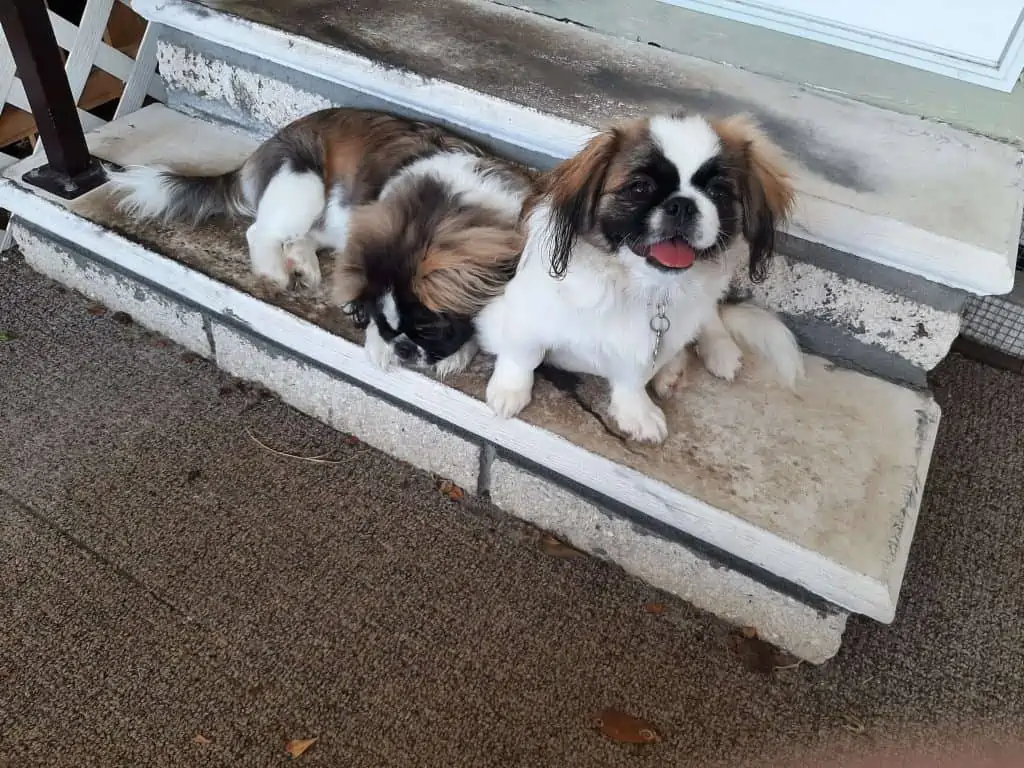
[131,0,1024,296]
[0,105,939,622]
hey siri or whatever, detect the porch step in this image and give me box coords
[129,0,1024,389]
[0,105,941,663]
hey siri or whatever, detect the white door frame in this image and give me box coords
[656,0,1024,92]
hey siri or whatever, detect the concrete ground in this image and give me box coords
[1,250,1022,767]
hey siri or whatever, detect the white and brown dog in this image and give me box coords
[475,113,804,443]
[334,149,533,378]
[108,108,531,377]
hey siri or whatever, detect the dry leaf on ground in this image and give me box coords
[539,534,584,558]
[597,709,661,744]
[438,479,465,501]
[193,734,211,745]
[643,602,667,615]
[285,737,318,758]
[86,303,107,316]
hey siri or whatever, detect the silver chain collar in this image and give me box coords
[649,300,670,365]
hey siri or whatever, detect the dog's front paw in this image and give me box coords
[609,390,668,444]
[433,340,478,380]
[365,328,394,371]
[487,380,532,419]
[699,335,742,381]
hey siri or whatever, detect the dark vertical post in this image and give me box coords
[0,0,106,198]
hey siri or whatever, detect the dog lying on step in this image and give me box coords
[107,108,533,378]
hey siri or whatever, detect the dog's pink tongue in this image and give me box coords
[650,241,696,269]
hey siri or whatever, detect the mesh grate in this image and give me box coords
[962,291,1024,360]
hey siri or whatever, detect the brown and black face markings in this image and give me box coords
[540,113,795,282]
[335,173,523,365]
[711,114,795,282]
[542,124,628,279]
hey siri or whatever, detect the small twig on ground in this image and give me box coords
[774,658,804,671]
[245,427,348,464]
[840,714,867,734]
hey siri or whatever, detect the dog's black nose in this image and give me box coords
[394,339,418,361]
[663,196,698,222]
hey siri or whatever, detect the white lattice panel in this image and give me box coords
[0,0,166,240]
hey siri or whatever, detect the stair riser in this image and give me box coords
[156,33,962,386]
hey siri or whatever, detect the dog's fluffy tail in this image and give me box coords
[106,165,252,225]
[720,301,804,388]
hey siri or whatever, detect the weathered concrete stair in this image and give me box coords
[3,0,1021,662]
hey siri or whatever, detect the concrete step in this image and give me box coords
[0,104,941,663]
[127,0,1024,389]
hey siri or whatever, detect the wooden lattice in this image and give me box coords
[0,0,165,239]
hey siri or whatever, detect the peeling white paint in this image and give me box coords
[158,44,332,132]
[744,258,961,370]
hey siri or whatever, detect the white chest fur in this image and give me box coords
[477,208,736,388]
[476,206,741,443]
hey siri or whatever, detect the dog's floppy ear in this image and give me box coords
[415,222,523,316]
[713,114,795,283]
[545,128,620,278]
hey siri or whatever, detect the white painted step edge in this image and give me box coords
[132,0,1019,296]
[1,174,903,622]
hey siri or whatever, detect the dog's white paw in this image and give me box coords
[433,340,478,380]
[699,335,742,382]
[486,377,532,419]
[365,328,394,371]
[252,261,290,290]
[247,227,290,291]
[284,238,322,289]
[487,382,532,419]
[609,391,668,444]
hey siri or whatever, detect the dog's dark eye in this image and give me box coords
[627,177,655,198]
[707,178,731,200]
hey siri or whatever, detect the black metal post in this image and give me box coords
[0,0,106,198]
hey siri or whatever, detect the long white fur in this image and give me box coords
[108,166,186,220]
[475,115,802,444]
